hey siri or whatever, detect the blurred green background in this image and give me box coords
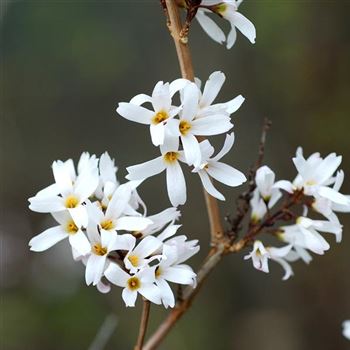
[1,0,350,349]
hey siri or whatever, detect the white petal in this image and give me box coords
[166,162,187,207]
[181,82,199,121]
[68,206,88,228]
[108,234,136,252]
[52,160,74,196]
[28,196,65,213]
[162,265,196,285]
[191,115,233,136]
[133,236,163,259]
[129,93,152,105]
[169,78,189,97]
[198,170,225,201]
[96,280,111,294]
[207,161,246,187]
[139,284,162,305]
[273,180,294,194]
[156,279,175,308]
[68,230,91,256]
[85,254,107,286]
[196,10,225,46]
[225,95,245,114]
[105,263,130,287]
[211,133,235,162]
[231,12,256,44]
[74,168,99,202]
[226,25,237,49]
[150,123,165,146]
[200,71,225,107]
[115,216,153,231]
[122,288,138,307]
[126,157,166,181]
[152,81,171,112]
[318,186,350,205]
[116,102,153,124]
[29,226,67,252]
[181,134,202,167]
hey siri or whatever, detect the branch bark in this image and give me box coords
[134,300,151,350]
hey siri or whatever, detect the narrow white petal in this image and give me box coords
[231,12,256,44]
[166,163,186,206]
[68,206,88,228]
[126,157,166,181]
[116,102,153,124]
[196,10,225,46]
[152,81,171,112]
[191,115,233,136]
[130,93,152,106]
[318,186,350,205]
[226,25,237,49]
[28,196,65,213]
[181,134,202,167]
[162,266,196,285]
[115,216,153,231]
[198,170,225,201]
[29,226,67,252]
[211,133,235,162]
[207,162,246,187]
[156,279,175,308]
[181,82,199,121]
[201,71,225,107]
[85,254,107,286]
[150,123,165,146]
[133,236,162,258]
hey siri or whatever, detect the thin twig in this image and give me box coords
[228,118,272,236]
[134,300,151,350]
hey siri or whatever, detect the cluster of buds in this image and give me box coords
[28,153,199,307]
[117,71,247,206]
[245,148,350,279]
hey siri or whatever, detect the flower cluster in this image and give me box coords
[117,71,247,206]
[245,148,350,279]
[28,152,199,307]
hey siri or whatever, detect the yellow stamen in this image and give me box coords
[155,266,162,279]
[128,255,139,267]
[163,151,179,164]
[92,244,107,256]
[65,220,78,234]
[100,220,115,231]
[127,277,140,291]
[152,111,168,125]
[179,120,192,135]
[65,195,79,209]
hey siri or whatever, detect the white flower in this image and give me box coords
[195,71,245,118]
[244,241,293,280]
[255,166,282,208]
[193,133,246,200]
[124,235,163,274]
[126,137,187,207]
[169,80,234,167]
[280,216,342,260]
[105,264,161,307]
[86,182,152,235]
[29,211,91,255]
[155,244,196,308]
[250,188,267,222]
[196,0,256,49]
[293,148,350,206]
[342,320,350,340]
[29,157,99,227]
[116,80,185,146]
[85,229,134,286]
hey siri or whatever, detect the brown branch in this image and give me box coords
[134,299,151,350]
[164,0,223,243]
[143,244,225,350]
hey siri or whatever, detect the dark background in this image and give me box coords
[1,1,350,349]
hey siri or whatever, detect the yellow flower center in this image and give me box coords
[65,220,79,234]
[128,255,139,267]
[127,276,140,291]
[65,195,79,208]
[179,120,192,135]
[163,152,179,164]
[155,266,162,279]
[306,180,316,186]
[92,244,107,256]
[214,3,228,15]
[152,111,168,125]
[100,220,115,231]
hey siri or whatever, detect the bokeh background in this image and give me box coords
[1,1,350,349]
